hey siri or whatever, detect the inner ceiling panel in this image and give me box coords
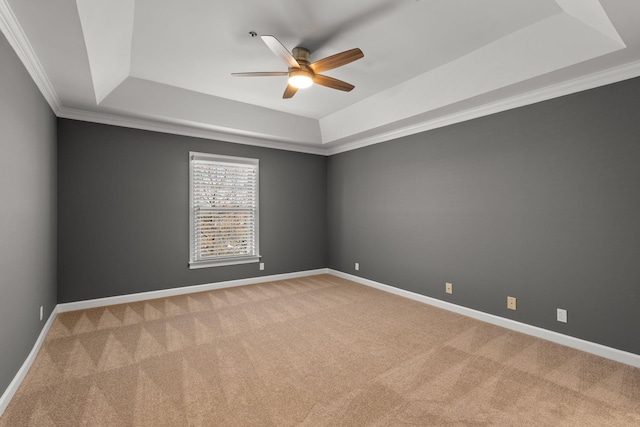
[126,0,561,119]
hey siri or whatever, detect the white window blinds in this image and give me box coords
[189,152,260,268]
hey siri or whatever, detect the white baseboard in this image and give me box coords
[58,269,330,313]
[329,269,640,368]
[0,305,59,417]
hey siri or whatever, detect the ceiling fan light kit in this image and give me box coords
[232,35,364,99]
[288,70,313,89]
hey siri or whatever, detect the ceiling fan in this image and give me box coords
[232,35,364,99]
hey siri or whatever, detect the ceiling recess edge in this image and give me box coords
[2,0,640,156]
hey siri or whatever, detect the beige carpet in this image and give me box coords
[2,274,639,426]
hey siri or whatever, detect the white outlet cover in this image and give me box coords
[557,308,568,323]
[259,263,264,271]
[355,263,359,271]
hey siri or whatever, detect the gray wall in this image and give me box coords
[0,34,57,396]
[57,119,327,302]
[328,77,640,355]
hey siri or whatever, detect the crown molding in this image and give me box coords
[59,58,640,157]
[58,107,328,156]
[0,0,61,113]
[325,59,640,155]
[3,0,640,157]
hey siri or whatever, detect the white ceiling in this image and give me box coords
[1,0,639,154]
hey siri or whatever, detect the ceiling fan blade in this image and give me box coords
[313,74,355,92]
[231,72,288,77]
[283,84,298,99]
[261,35,300,69]
[309,48,363,74]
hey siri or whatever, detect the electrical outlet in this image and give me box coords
[355,262,359,271]
[445,282,453,294]
[557,308,567,323]
[259,262,264,271]
[507,296,517,310]
[40,306,43,321]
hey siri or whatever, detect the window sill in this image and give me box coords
[189,256,261,269]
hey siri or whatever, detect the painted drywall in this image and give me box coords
[57,119,327,302]
[0,34,57,396]
[328,77,640,355]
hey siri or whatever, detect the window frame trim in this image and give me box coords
[189,151,260,269]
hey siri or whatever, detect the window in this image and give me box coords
[189,152,259,268]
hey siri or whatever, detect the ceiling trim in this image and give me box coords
[58,107,328,156]
[325,58,640,155]
[57,57,640,157]
[0,0,61,113]
[3,0,640,157]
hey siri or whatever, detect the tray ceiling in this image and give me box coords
[2,0,639,154]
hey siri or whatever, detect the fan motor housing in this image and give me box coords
[292,47,311,65]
